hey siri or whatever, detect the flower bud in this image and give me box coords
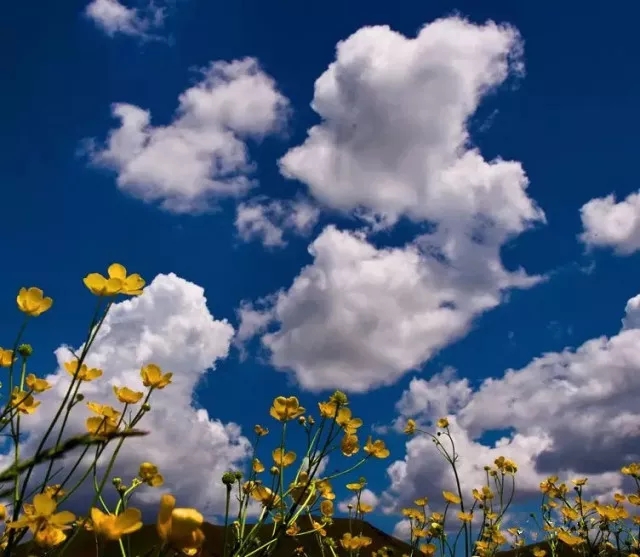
[112,477,122,487]
[222,472,236,486]
[17,344,33,358]
[142,403,151,412]
[270,466,280,475]
[76,393,85,402]
[234,470,243,481]
[330,390,348,405]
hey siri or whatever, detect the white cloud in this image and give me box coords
[0,273,251,520]
[580,191,640,254]
[88,58,289,213]
[279,17,542,237]
[85,0,164,38]
[235,198,319,247]
[248,222,541,393]
[238,17,546,393]
[384,291,640,510]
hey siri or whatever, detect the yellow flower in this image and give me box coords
[457,511,473,522]
[622,463,640,477]
[86,416,119,437]
[25,374,51,393]
[140,363,173,389]
[557,531,585,546]
[442,491,461,505]
[414,497,428,506]
[5,494,75,535]
[0,504,6,521]
[64,360,102,381]
[346,482,364,491]
[286,522,300,536]
[571,477,588,486]
[364,436,390,458]
[252,458,265,473]
[10,388,40,414]
[243,482,282,508]
[270,396,305,422]
[404,419,416,435]
[335,407,363,434]
[254,424,269,436]
[42,485,66,500]
[84,263,145,296]
[419,543,437,556]
[340,533,372,550]
[272,448,296,467]
[357,503,373,514]
[436,417,449,429]
[157,494,205,556]
[87,401,121,421]
[113,385,144,404]
[320,500,334,517]
[17,287,53,317]
[341,434,359,456]
[0,349,14,367]
[90,507,143,541]
[318,401,338,418]
[139,462,164,487]
[33,525,67,548]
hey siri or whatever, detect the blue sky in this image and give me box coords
[2,0,640,546]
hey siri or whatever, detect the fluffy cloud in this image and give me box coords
[279,17,542,236]
[85,0,164,38]
[580,191,640,254]
[0,274,250,519]
[384,291,640,510]
[245,221,540,393]
[238,18,546,393]
[235,198,319,247]
[88,58,289,213]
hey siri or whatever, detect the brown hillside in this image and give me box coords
[8,517,414,557]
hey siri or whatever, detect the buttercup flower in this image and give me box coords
[5,494,74,536]
[254,424,269,436]
[113,385,144,404]
[83,263,144,296]
[0,349,14,367]
[437,417,449,429]
[90,507,143,541]
[272,448,296,467]
[341,434,359,457]
[404,419,416,435]
[17,287,53,317]
[139,462,164,487]
[364,436,390,458]
[270,396,305,422]
[86,416,119,437]
[64,360,102,381]
[25,374,51,393]
[157,494,205,556]
[442,491,461,505]
[140,363,173,389]
[10,388,40,414]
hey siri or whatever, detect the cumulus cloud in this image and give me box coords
[580,191,640,255]
[237,17,546,393]
[384,291,640,510]
[279,17,542,236]
[85,0,164,38]
[88,58,289,213]
[0,274,251,519]
[235,198,319,247]
[246,222,541,393]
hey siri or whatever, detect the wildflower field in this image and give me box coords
[1,265,639,557]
